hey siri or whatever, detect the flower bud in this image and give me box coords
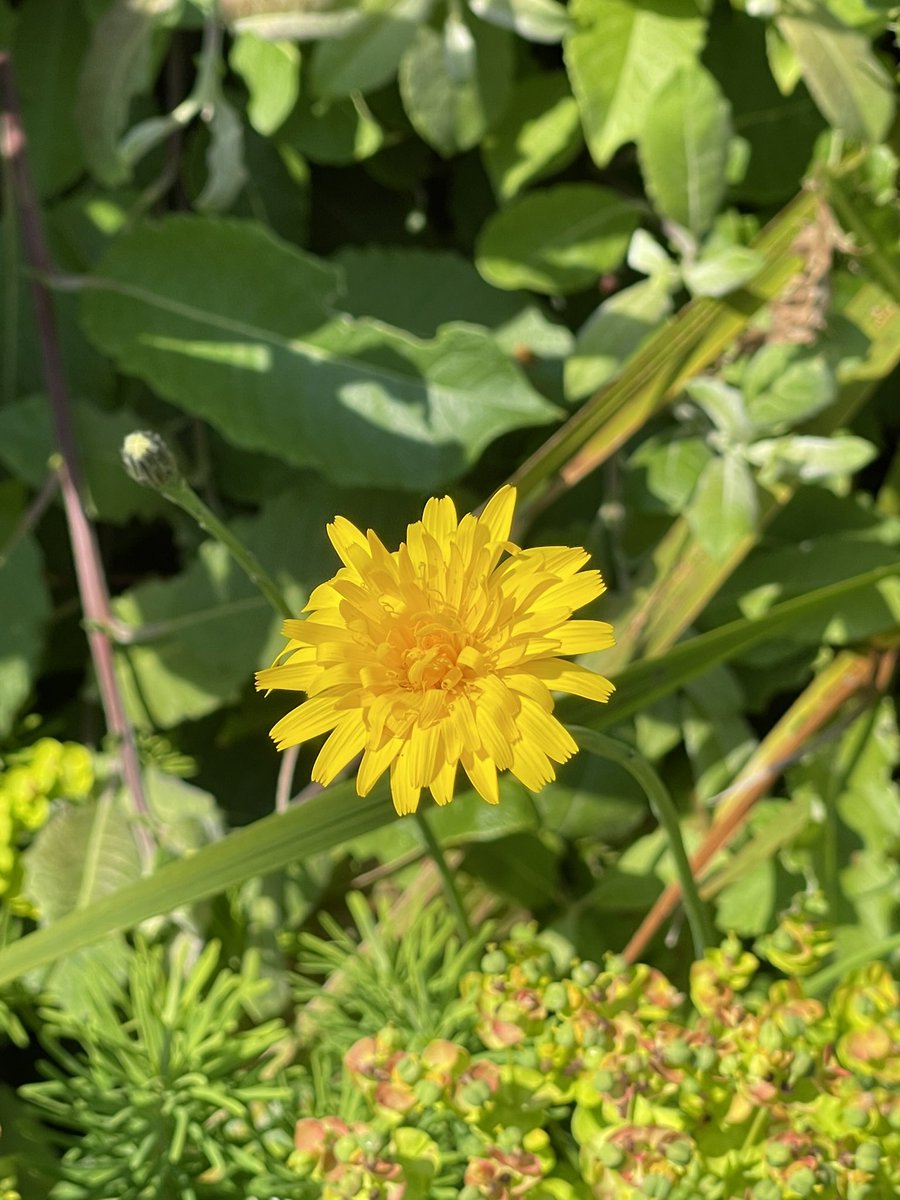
[121,430,179,490]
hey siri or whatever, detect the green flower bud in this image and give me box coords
[641,1173,672,1199]
[789,1166,816,1197]
[396,1057,420,1084]
[752,1181,781,1200]
[334,1134,358,1163]
[593,1069,615,1093]
[573,960,600,987]
[414,1078,443,1106]
[480,950,507,974]
[121,430,179,490]
[663,1039,691,1066]
[694,1045,717,1072]
[664,1139,692,1166]
[544,982,568,1012]
[766,1142,793,1168]
[460,1080,491,1108]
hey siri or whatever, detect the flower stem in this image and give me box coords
[570,726,715,959]
[161,478,294,621]
[413,809,472,943]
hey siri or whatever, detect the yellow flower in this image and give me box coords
[257,486,614,815]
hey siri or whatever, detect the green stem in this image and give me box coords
[161,478,294,621]
[413,809,472,943]
[570,726,715,959]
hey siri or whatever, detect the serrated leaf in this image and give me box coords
[686,453,758,560]
[482,72,582,202]
[469,0,571,43]
[0,501,51,736]
[80,217,559,489]
[75,0,179,187]
[230,32,301,136]
[476,183,638,294]
[564,0,707,168]
[638,63,731,237]
[565,278,672,401]
[310,0,430,99]
[399,11,513,158]
[777,11,895,143]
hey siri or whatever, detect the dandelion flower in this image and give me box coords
[257,486,614,815]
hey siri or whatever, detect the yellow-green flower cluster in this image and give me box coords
[298,919,899,1199]
[0,738,93,908]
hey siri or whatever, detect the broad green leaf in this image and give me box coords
[476,184,638,294]
[464,833,561,907]
[0,396,166,524]
[0,498,51,736]
[13,0,89,195]
[684,376,753,443]
[278,91,383,164]
[627,229,680,286]
[564,0,707,168]
[565,279,673,401]
[630,434,714,513]
[638,63,731,237]
[777,11,895,143]
[310,0,430,99]
[482,72,582,202]
[221,0,364,41]
[334,246,529,338]
[399,11,514,158]
[744,349,836,433]
[469,0,571,43]
[79,217,559,489]
[0,778,397,989]
[747,434,877,484]
[686,453,758,560]
[75,0,178,187]
[230,32,301,136]
[682,245,765,297]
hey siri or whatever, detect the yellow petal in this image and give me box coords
[462,750,499,805]
[327,515,370,568]
[549,620,616,656]
[390,752,421,815]
[539,570,606,613]
[429,758,457,806]
[422,495,458,543]
[269,696,343,750]
[255,663,318,692]
[311,714,367,786]
[517,697,578,764]
[509,739,555,791]
[478,485,517,544]
[281,618,355,646]
[357,737,402,795]
[528,659,615,703]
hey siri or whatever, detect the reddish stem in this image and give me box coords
[0,51,153,869]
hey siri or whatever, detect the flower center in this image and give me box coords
[381,609,488,693]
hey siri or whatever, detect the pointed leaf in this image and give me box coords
[638,63,731,237]
[686,453,758,560]
[564,0,706,168]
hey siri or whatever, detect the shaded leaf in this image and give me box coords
[476,184,638,294]
[469,0,571,43]
[482,72,582,203]
[221,0,364,41]
[80,216,559,489]
[565,279,673,401]
[0,497,51,736]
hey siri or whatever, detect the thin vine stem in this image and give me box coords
[160,478,294,621]
[413,809,472,943]
[569,726,715,959]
